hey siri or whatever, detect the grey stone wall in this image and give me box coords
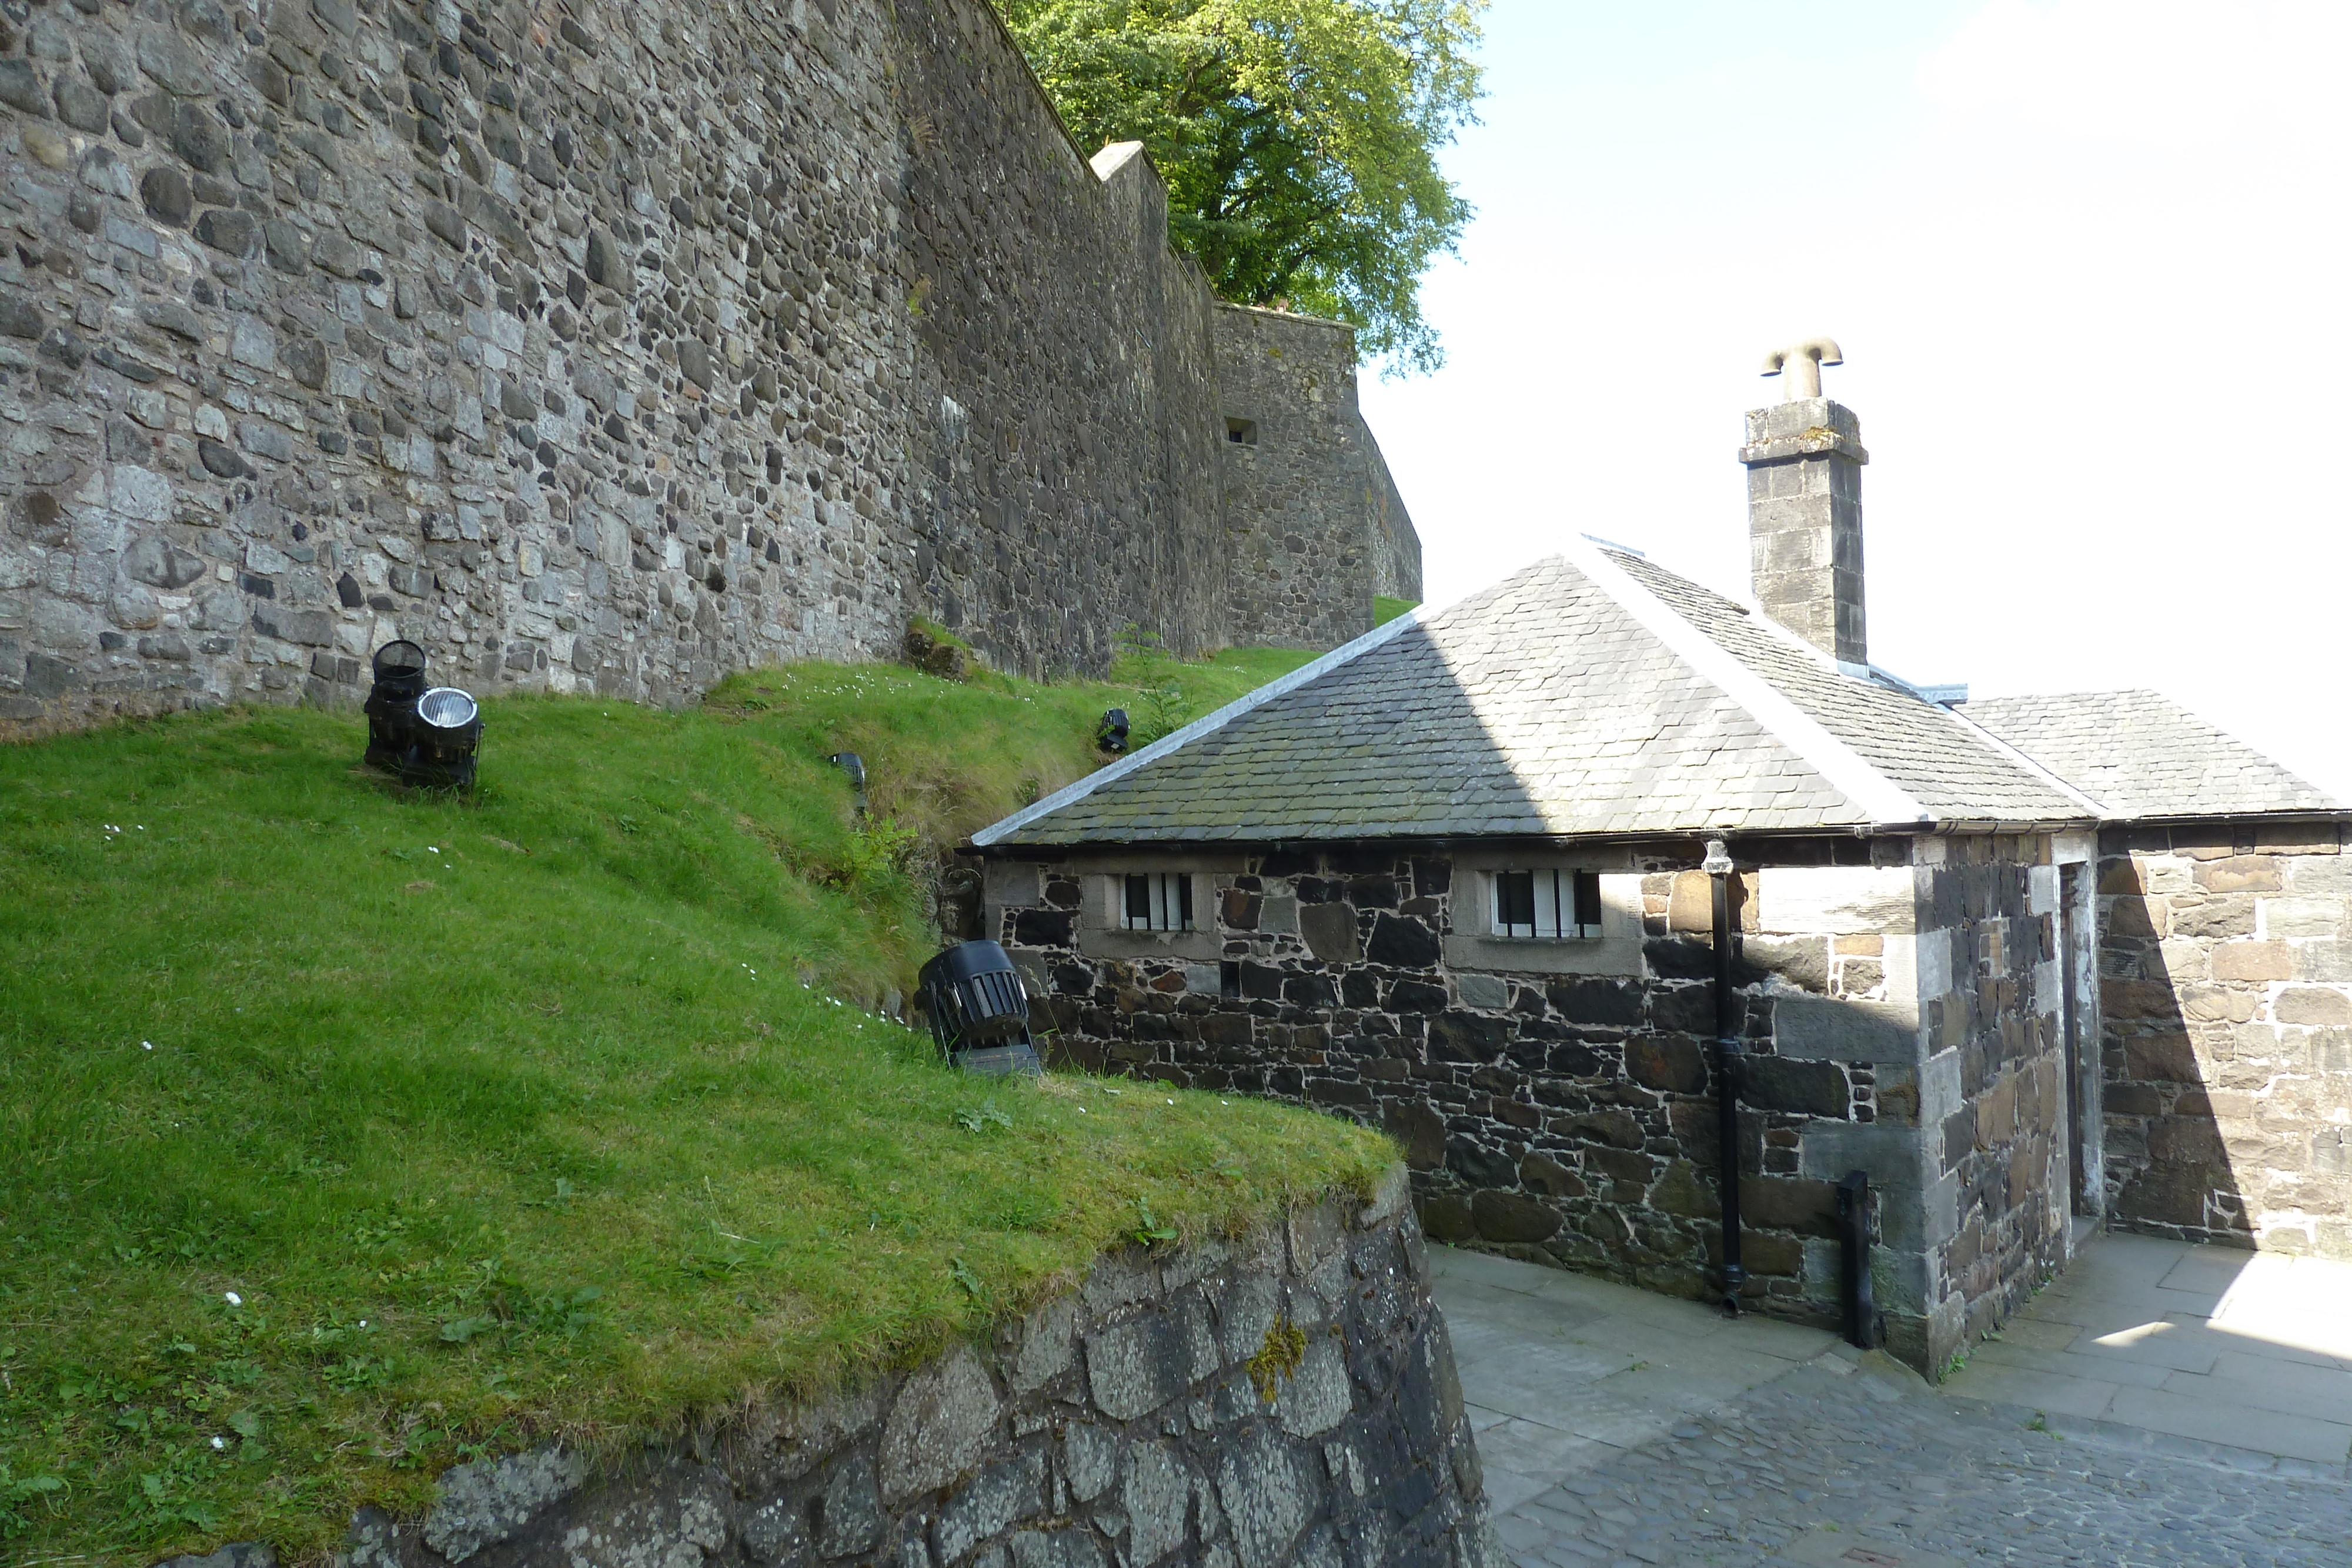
[984,834,2079,1379]
[0,0,1416,735]
[981,838,2065,1378]
[1903,834,2071,1368]
[1213,307,1410,650]
[2097,819,2352,1258]
[1361,430,1417,606]
[161,1173,1489,1568]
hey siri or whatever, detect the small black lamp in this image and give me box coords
[918,939,1043,1076]
[364,641,481,789]
[828,751,867,818]
[1096,708,1131,754]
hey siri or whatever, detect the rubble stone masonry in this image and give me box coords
[0,0,1416,734]
[2097,819,2352,1258]
[157,1173,1491,1568]
[985,833,2071,1379]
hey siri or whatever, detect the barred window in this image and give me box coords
[1491,870,1603,940]
[1122,872,1194,932]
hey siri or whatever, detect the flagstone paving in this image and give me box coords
[1435,1234,2352,1567]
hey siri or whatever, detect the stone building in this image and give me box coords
[968,354,2350,1378]
[1957,692,2352,1259]
[0,0,1415,735]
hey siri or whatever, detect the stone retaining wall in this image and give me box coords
[159,1170,1486,1568]
[2097,819,2352,1258]
[1,0,1416,735]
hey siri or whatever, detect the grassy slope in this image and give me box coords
[0,646,1371,1561]
[1374,596,1420,626]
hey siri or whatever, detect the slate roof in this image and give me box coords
[1959,690,2344,820]
[977,546,2094,849]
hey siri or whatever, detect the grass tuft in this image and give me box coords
[0,649,1385,1560]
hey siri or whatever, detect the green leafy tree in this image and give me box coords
[997,0,1486,375]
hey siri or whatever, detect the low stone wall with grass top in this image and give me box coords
[153,1169,1487,1568]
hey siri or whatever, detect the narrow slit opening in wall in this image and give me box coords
[1225,417,1258,446]
[1218,960,1242,1001]
[1492,870,1603,940]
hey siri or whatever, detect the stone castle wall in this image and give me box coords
[980,833,2070,1379]
[1212,307,1415,650]
[172,1175,1491,1568]
[2097,819,2352,1258]
[0,0,1416,734]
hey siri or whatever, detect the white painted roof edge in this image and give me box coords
[1566,539,1936,828]
[970,608,1431,848]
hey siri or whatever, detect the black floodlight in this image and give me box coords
[918,939,1042,1076]
[1096,707,1131,754]
[363,640,428,768]
[363,641,481,789]
[828,750,867,819]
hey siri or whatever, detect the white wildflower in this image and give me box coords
[224,1291,241,1306]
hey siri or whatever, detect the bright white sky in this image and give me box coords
[1358,0,2352,801]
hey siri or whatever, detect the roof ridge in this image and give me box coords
[1568,541,1935,828]
[969,606,1433,848]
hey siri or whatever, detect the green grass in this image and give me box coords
[1374,596,1420,626]
[0,648,1385,1560]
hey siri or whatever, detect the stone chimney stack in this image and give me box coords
[1740,339,1868,667]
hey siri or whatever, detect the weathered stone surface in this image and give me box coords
[422,1447,587,1562]
[879,1343,999,1503]
[0,0,1415,741]
[1085,1308,1194,1422]
[151,1185,1478,1568]
[1214,1427,1322,1568]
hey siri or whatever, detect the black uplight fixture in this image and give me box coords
[918,939,1043,1076]
[828,751,867,818]
[364,640,482,789]
[1096,707,1131,754]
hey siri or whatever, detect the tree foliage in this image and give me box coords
[996,0,1486,375]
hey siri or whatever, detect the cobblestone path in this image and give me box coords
[1490,1355,2352,1568]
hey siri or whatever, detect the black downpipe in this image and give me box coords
[1706,838,1745,1317]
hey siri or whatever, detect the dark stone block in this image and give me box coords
[1198,1013,1252,1047]
[1340,969,1381,1009]
[1366,912,1440,968]
[1739,1176,1839,1236]
[1651,984,1716,1034]
[1518,1152,1583,1198]
[1471,1190,1560,1243]
[1238,964,1284,1002]
[1386,978,1446,1014]
[1383,1100,1446,1169]
[1282,973,1337,1009]
[1428,1011,1507,1063]
[1644,937,1716,979]
[1011,908,1074,948]
[193,207,256,256]
[1740,1057,1846,1118]
[1546,978,1641,1026]
[1446,1139,1516,1187]
[1298,902,1359,963]
[1626,1035,1706,1094]
[1417,1193,1475,1243]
